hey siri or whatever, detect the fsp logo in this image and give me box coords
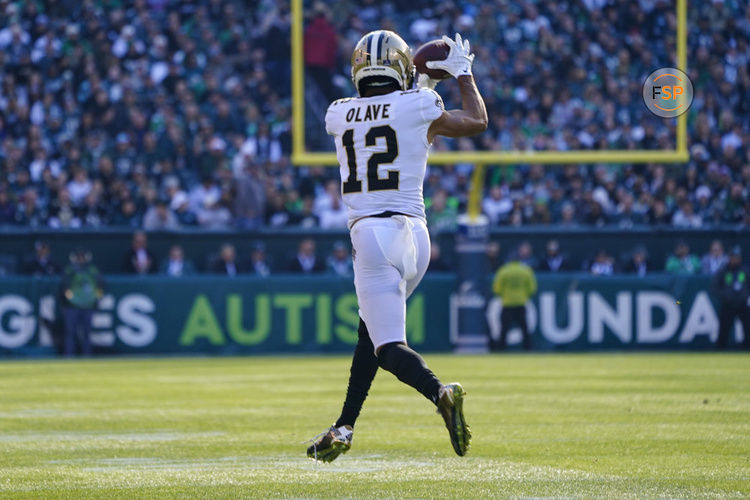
[642,67,694,118]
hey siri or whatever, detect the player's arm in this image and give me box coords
[428,76,487,142]
[423,34,488,143]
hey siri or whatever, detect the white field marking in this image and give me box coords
[0,431,226,443]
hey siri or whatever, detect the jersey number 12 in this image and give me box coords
[342,125,399,194]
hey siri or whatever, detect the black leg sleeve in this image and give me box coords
[378,342,442,405]
[335,318,379,428]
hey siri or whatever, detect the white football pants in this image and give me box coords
[350,215,430,352]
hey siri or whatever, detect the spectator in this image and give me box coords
[248,242,272,277]
[289,196,320,228]
[244,122,283,165]
[486,241,501,272]
[304,2,338,102]
[711,246,750,350]
[665,241,701,275]
[14,188,46,227]
[209,243,244,276]
[646,199,672,226]
[702,240,728,275]
[538,239,570,272]
[612,193,644,228]
[169,190,196,227]
[426,190,458,234]
[0,190,14,224]
[491,251,537,351]
[622,246,650,277]
[558,203,578,227]
[189,177,222,215]
[197,191,233,230]
[288,238,325,274]
[482,185,513,225]
[111,199,140,228]
[47,189,80,228]
[319,195,348,229]
[672,200,703,228]
[160,245,196,277]
[517,241,539,270]
[327,241,353,276]
[66,168,92,206]
[313,179,340,216]
[590,249,615,276]
[694,186,715,222]
[721,184,747,224]
[234,163,266,229]
[122,231,156,275]
[266,191,292,227]
[60,248,103,357]
[143,199,180,231]
[584,200,608,227]
[80,191,109,227]
[23,240,60,276]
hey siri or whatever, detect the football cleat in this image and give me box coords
[436,383,471,456]
[306,424,353,462]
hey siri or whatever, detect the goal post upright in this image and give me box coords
[291,0,306,166]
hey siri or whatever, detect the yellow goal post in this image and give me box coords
[290,0,689,218]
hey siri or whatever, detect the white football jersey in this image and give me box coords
[325,88,444,228]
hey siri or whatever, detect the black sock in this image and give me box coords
[335,319,379,428]
[377,342,442,404]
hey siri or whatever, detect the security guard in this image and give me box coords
[712,246,750,350]
[492,251,537,350]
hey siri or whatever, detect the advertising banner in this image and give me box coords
[0,274,744,356]
[0,276,454,356]
[483,275,745,350]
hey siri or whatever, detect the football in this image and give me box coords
[413,39,451,80]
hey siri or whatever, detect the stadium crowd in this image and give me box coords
[0,0,748,235]
[15,234,740,278]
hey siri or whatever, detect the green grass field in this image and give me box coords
[1,353,749,499]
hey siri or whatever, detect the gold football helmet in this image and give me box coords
[351,30,414,95]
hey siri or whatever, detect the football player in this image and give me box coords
[306,31,487,461]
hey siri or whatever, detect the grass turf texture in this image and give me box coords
[1,354,748,499]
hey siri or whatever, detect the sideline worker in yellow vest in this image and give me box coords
[492,254,537,351]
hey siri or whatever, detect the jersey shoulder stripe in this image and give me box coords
[330,97,359,107]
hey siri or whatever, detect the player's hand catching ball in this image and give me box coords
[425,33,475,79]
